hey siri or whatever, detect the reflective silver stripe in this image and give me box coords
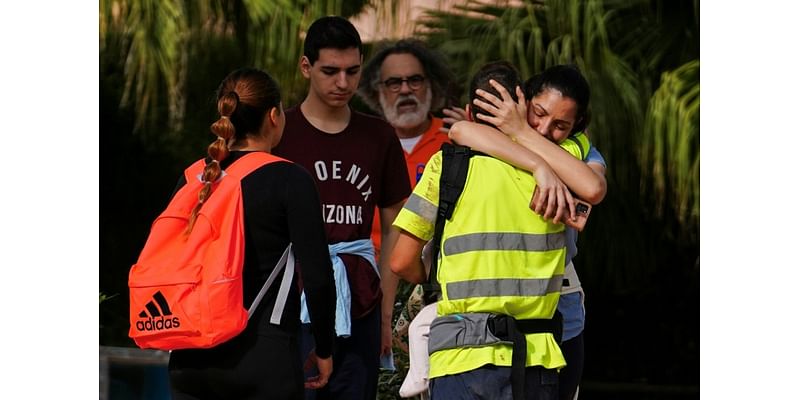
[446,275,563,300]
[403,193,437,222]
[443,232,565,256]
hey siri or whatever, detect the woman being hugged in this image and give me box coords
[167,68,336,400]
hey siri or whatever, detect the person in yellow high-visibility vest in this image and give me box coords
[390,61,575,400]
[395,105,593,400]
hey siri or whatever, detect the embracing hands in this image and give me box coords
[531,163,576,224]
[471,80,529,139]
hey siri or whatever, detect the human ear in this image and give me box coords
[268,106,281,126]
[299,56,311,78]
[465,104,473,122]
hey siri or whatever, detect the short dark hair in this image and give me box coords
[357,39,455,115]
[303,16,362,65]
[469,61,522,128]
[524,65,591,134]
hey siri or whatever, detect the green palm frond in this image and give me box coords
[641,60,699,230]
[116,0,188,133]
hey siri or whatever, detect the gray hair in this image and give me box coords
[357,39,455,116]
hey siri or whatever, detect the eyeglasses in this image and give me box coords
[382,75,426,92]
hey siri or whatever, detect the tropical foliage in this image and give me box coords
[642,60,700,232]
[100,0,699,396]
[100,0,370,135]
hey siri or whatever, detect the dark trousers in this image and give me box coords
[559,332,584,400]
[299,305,381,400]
[169,326,304,400]
[430,364,558,400]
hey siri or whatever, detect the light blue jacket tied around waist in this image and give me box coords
[299,238,378,338]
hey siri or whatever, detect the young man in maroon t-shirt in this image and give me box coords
[272,16,411,400]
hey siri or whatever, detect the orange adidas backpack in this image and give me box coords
[128,152,291,350]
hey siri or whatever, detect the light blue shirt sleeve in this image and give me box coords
[585,145,606,168]
[565,145,605,262]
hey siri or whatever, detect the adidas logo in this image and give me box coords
[135,291,181,331]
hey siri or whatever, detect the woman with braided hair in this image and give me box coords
[167,67,336,400]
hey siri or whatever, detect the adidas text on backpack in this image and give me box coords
[128,152,289,351]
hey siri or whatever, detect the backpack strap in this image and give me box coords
[184,152,288,184]
[422,143,475,304]
[224,152,288,179]
[248,243,294,324]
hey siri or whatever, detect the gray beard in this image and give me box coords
[379,87,433,130]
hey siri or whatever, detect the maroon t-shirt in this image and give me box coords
[273,106,411,318]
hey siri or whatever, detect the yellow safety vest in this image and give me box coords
[393,131,592,379]
[430,154,567,378]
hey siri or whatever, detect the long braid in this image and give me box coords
[186,91,239,233]
[183,68,281,233]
